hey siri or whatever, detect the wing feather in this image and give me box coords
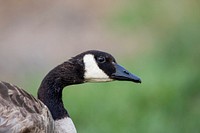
[0,81,55,133]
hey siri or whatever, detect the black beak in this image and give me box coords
[111,63,141,83]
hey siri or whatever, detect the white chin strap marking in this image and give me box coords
[83,54,112,82]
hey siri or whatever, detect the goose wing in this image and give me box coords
[0,81,55,133]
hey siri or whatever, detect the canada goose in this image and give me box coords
[0,50,141,133]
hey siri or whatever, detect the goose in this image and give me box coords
[0,50,141,133]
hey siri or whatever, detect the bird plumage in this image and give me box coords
[0,81,55,133]
[0,50,141,133]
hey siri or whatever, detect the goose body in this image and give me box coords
[0,82,55,133]
[0,50,141,133]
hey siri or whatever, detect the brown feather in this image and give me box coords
[0,81,55,133]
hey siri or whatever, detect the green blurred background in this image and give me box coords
[0,0,200,133]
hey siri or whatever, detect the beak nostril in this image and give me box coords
[123,70,129,75]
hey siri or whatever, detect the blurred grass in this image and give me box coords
[24,0,200,133]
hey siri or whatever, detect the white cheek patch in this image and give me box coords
[83,54,112,82]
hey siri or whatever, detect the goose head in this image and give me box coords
[71,50,141,83]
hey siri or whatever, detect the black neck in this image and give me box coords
[38,61,84,120]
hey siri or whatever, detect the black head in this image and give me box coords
[71,50,141,83]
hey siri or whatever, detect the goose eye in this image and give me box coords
[97,56,106,63]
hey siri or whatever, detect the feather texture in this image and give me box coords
[0,81,55,133]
